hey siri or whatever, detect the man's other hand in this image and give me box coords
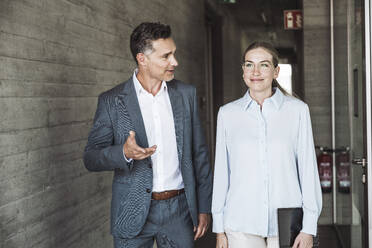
[123,131,156,160]
[193,213,211,240]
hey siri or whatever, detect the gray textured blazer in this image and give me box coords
[83,77,212,239]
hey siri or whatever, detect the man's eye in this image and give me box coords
[245,63,253,67]
[164,53,174,59]
[261,63,269,67]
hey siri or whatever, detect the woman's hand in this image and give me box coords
[216,232,228,248]
[292,232,313,248]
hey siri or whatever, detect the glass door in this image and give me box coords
[333,0,370,247]
[348,0,367,246]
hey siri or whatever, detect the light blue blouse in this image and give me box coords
[212,88,322,237]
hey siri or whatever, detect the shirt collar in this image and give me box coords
[242,90,254,110]
[270,87,284,110]
[132,69,168,96]
[242,87,284,110]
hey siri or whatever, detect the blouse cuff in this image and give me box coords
[212,212,224,233]
[301,210,318,236]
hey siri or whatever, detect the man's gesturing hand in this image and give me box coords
[123,131,156,160]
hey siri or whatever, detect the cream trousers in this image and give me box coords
[225,229,280,248]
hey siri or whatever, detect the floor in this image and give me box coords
[195,225,343,248]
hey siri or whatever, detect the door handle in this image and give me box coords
[352,158,367,168]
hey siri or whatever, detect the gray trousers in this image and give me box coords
[113,193,194,248]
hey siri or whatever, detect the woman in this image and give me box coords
[212,42,322,248]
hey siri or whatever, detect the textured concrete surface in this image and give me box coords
[0,1,213,247]
[0,0,349,247]
[303,0,332,225]
[0,0,253,247]
[303,0,332,148]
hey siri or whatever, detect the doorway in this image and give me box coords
[332,0,372,247]
[204,4,224,165]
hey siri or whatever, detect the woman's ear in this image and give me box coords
[274,66,280,78]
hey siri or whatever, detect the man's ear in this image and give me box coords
[136,53,146,66]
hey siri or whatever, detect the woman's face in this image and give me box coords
[242,48,280,95]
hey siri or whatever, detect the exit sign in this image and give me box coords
[220,0,236,3]
[284,10,302,29]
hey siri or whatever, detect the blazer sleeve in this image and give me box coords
[296,104,322,235]
[191,87,213,214]
[83,94,132,172]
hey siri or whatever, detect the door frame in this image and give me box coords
[366,0,372,245]
[365,0,372,247]
[205,3,224,166]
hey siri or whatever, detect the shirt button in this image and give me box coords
[146,188,151,193]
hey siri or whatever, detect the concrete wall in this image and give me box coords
[303,0,332,148]
[1,0,346,245]
[221,14,246,103]
[303,0,332,224]
[0,1,209,247]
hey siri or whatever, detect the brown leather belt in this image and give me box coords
[151,189,185,200]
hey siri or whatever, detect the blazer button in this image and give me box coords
[146,188,151,193]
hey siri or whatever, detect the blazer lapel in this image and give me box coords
[167,82,184,164]
[117,78,149,148]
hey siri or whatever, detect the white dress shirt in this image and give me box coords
[130,70,184,192]
[212,88,322,237]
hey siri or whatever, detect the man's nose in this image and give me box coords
[171,55,178,67]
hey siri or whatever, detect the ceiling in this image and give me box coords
[221,0,302,29]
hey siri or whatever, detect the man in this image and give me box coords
[83,22,212,248]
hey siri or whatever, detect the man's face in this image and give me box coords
[142,38,178,82]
